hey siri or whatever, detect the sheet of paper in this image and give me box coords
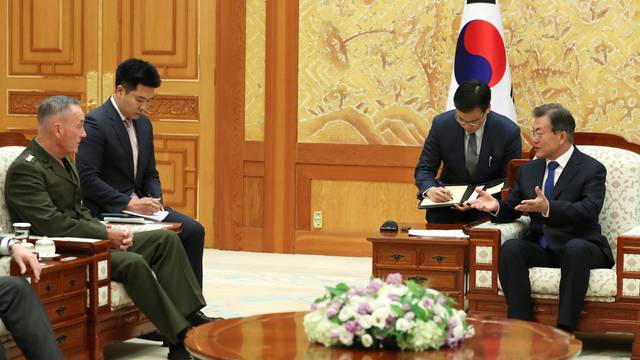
[122,210,169,222]
[407,229,469,238]
[419,185,469,207]
[484,181,505,195]
[31,236,101,243]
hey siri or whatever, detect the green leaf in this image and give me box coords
[406,280,425,298]
[336,283,350,292]
[411,304,427,321]
[390,304,405,317]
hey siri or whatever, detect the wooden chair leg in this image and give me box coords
[632,326,640,360]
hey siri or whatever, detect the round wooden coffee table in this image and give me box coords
[185,312,581,359]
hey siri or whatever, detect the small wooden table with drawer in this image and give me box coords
[5,254,92,359]
[368,230,468,309]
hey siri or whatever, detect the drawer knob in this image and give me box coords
[432,255,447,263]
[408,276,428,283]
[389,253,405,261]
[56,306,67,317]
[56,335,67,344]
[69,279,77,286]
[45,284,54,293]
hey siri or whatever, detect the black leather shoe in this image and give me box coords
[168,342,192,360]
[188,311,224,327]
[138,330,169,347]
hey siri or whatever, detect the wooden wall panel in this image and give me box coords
[145,95,199,121]
[9,0,84,75]
[118,0,198,79]
[310,179,424,233]
[8,91,84,115]
[243,177,264,228]
[154,135,198,217]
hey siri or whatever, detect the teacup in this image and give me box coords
[35,237,56,258]
[13,222,31,242]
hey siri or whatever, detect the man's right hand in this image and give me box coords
[426,187,454,203]
[12,243,41,282]
[107,227,134,251]
[468,188,499,213]
[126,197,163,214]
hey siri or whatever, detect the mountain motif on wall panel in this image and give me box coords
[297,0,640,145]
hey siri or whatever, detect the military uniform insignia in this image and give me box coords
[25,155,34,162]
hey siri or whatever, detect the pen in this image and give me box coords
[489,156,492,167]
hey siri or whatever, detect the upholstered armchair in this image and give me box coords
[466,133,640,359]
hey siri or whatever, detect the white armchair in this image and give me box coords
[467,133,640,359]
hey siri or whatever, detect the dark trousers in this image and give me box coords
[165,208,205,288]
[498,238,611,331]
[0,277,63,360]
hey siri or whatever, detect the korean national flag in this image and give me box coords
[446,0,517,123]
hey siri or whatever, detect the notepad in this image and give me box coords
[122,210,169,222]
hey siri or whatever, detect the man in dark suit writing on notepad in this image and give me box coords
[414,80,522,224]
[469,104,613,332]
[76,58,206,290]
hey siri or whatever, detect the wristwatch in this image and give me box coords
[6,239,16,255]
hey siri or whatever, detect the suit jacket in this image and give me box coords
[5,140,108,239]
[414,110,522,198]
[493,147,614,266]
[76,99,162,215]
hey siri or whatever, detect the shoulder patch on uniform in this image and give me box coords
[25,155,34,162]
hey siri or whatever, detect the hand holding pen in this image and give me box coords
[426,186,454,203]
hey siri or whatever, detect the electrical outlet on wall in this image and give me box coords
[313,211,323,229]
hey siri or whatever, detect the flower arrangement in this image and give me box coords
[303,273,474,351]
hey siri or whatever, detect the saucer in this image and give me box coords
[39,253,60,260]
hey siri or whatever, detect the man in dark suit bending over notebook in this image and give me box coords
[414,80,522,224]
[469,104,613,332]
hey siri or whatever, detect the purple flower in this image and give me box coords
[423,298,433,307]
[388,294,400,302]
[385,315,396,328]
[352,286,365,296]
[330,328,340,338]
[436,296,446,305]
[330,300,343,309]
[433,316,441,324]
[345,320,360,334]
[402,304,410,311]
[310,303,318,312]
[405,312,415,321]
[366,279,383,293]
[357,302,371,315]
[326,308,337,318]
[447,337,462,348]
[385,273,403,285]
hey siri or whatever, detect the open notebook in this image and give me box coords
[418,179,505,209]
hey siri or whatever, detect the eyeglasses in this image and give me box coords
[455,113,486,127]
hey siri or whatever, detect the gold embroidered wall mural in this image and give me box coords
[297,0,640,145]
[245,0,266,141]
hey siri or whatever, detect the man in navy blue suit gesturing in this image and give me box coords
[414,80,522,224]
[469,104,613,332]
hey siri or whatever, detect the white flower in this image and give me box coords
[395,317,414,332]
[338,327,354,346]
[409,320,446,351]
[390,286,407,297]
[371,307,390,329]
[360,334,373,348]
[452,323,464,339]
[338,305,356,322]
[357,314,373,329]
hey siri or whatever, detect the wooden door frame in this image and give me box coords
[215,0,298,252]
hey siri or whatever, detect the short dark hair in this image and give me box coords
[115,58,161,92]
[453,80,491,112]
[37,96,81,125]
[533,103,575,143]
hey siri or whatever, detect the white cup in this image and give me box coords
[35,237,56,258]
[13,222,31,242]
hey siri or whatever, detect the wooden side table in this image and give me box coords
[5,254,93,359]
[368,230,468,309]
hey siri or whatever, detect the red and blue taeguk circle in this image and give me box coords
[454,19,506,87]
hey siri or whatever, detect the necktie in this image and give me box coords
[124,119,139,178]
[538,161,559,249]
[465,132,478,177]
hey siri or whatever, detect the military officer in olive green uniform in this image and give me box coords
[5,96,204,360]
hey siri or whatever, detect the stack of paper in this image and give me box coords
[407,229,469,238]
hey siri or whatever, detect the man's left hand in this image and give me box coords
[13,243,41,282]
[452,203,474,212]
[514,186,549,214]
